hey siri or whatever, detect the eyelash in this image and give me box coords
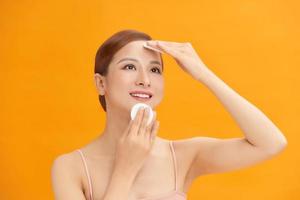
[123,64,162,74]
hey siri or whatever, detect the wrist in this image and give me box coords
[196,68,217,84]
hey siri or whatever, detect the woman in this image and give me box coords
[51,29,288,200]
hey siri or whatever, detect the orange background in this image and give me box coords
[1,0,299,199]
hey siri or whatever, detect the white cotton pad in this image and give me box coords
[131,103,154,125]
[143,43,164,54]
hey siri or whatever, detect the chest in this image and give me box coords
[81,154,184,200]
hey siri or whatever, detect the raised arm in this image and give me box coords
[186,59,287,178]
[145,40,288,179]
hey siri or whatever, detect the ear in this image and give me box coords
[94,73,106,95]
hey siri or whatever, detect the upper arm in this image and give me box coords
[51,154,86,200]
[187,136,286,178]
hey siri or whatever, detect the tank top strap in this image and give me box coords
[169,141,178,190]
[76,149,94,200]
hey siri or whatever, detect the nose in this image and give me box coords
[135,69,150,87]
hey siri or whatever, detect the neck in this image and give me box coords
[98,105,131,155]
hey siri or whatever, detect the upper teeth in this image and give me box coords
[131,93,151,98]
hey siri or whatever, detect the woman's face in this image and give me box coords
[96,40,164,113]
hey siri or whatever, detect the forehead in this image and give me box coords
[112,40,162,64]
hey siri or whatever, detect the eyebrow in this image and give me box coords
[117,57,161,66]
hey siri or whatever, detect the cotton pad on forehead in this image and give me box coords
[130,103,153,125]
[143,43,164,54]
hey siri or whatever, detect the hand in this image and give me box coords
[145,40,213,81]
[114,107,159,173]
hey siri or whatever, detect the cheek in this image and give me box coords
[156,75,164,86]
[110,75,134,96]
[153,77,164,94]
[118,76,134,91]
[105,72,131,95]
[109,70,132,84]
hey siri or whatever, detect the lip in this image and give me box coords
[129,90,153,102]
[129,90,153,97]
[130,95,152,102]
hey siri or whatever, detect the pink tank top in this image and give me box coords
[77,141,187,200]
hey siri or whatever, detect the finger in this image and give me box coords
[145,111,157,139]
[147,40,184,47]
[123,118,135,139]
[150,40,187,51]
[151,111,157,125]
[147,40,180,58]
[130,107,145,136]
[149,121,160,145]
[145,111,156,137]
[161,41,188,48]
[138,107,151,136]
[143,43,164,54]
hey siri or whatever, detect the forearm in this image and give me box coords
[197,68,288,153]
[102,166,137,200]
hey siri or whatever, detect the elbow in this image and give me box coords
[278,135,288,152]
[269,131,288,155]
[268,140,288,155]
[280,138,288,150]
[278,140,288,152]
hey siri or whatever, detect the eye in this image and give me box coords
[151,67,162,74]
[123,64,162,74]
[123,64,136,70]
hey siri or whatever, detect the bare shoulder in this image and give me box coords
[51,150,83,183]
[52,150,80,171]
[51,150,86,200]
[171,137,201,164]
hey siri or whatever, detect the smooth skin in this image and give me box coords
[51,40,287,200]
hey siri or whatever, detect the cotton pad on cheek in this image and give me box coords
[131,103,154,125]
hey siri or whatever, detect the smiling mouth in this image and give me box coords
[129,93,152,101]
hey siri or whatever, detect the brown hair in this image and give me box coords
[94,29,164,112]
